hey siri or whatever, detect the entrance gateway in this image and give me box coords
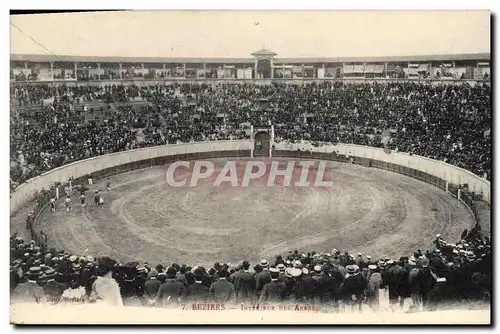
[250,124,274,158]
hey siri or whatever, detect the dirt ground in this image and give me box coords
[11,158,476,266]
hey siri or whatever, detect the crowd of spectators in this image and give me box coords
[10,228,491,311]
[9,81,491,312]
[10,81,491,189]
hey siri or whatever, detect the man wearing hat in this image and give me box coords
[414,257,437,309]
[232,261,255,303]
[312,265,322,282]
[155,267,186,307]
[43,268,66,299]
[186,268,211,303]
[258,267,286,304]
[355,253,366,269]
[365,264,382,311]
[407,259,422,308]
[315,265,343,308]
[144,268,161,306]
[11,267,45,303]
[209,269,235,303]
[296,268,316,304]
[282,267,299,301]
[338,265,366,312]
[277,263,287,282]
[255,259,271,295]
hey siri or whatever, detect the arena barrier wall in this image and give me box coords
[12,140,490,216]
[12,140,489,250]
[10,140,253,216]
[273,141,491,205]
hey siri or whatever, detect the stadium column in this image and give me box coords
[119,63,123,80]
[50,62,54,80]
[254,58,258,79]
[384,63,388,78]
[163,64,166,78]
[271,58,274,79]
[74,62,78,80]
[184,63,187,78]
[203,63,206,78]
[97,63,101,80]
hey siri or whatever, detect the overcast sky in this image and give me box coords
[10,11,490,58]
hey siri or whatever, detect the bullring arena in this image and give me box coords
[12,156,474,266]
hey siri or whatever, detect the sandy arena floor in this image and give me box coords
[15,158,475,266]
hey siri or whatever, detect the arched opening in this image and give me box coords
[254,131,271,157]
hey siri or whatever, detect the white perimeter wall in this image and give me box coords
[10,140,490,215]
[274,141,490,204]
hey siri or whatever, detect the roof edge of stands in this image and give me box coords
[10,53,491,64]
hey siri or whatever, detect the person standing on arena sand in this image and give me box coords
[49,198,56,212]
[64,196,72,212]
[94,190,100,207]
[106,179,111,191]
[90,257,123,307]
[80,193,86,208]
[64,184,71,198]
[98,193,105,206]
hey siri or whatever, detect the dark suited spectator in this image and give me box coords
[155,267,186,307]
[144,269,161,304]
[387,260,409,310]
[11,266,45,303]
[186,268,211,303]
[255,259,271,294]
[232,261,255,302]
[426,276,461,311]
[209,269,235,303]
[338,265,366,312]
[42,268,65,298]
[295,268,316,304]
[365,264,382,311]
[259,267,286,304]
[407,259,422,308]
[277,263,287,282]
[416,257,437,309]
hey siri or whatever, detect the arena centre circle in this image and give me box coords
[34,158,474,266]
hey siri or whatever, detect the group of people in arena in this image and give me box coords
[10,80,491,312]
[10,81,491,191]
[10,231,491,311]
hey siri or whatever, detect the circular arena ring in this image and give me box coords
[10,142,479,267]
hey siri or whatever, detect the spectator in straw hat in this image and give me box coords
[277,263,287,282]
[11,266,45,303]
[407,258,422,308]
[365,264,382,311]
[255,259,271,295]
[42,268,65,298]
[282,267,301,301]
[415,257,437,309]
[339,264,366,312]
[296,267,316,304]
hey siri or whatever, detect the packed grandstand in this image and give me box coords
[10,76,491,312]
